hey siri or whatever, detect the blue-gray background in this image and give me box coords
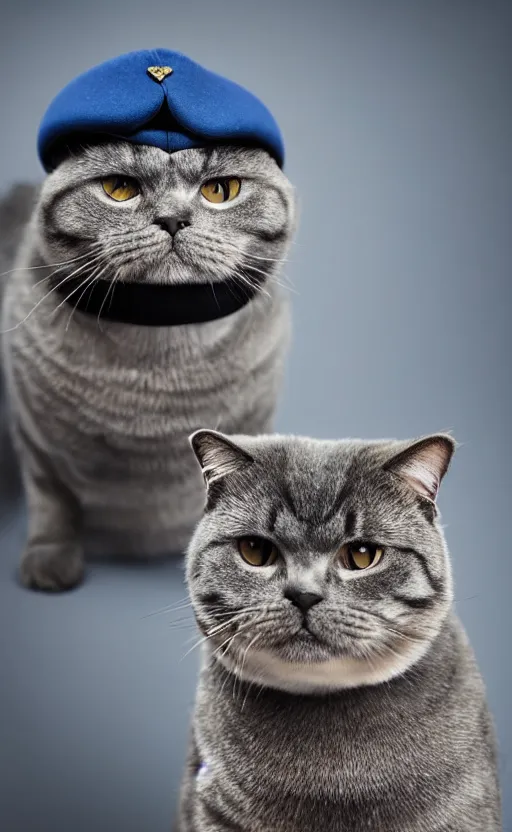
[0,0,510,829]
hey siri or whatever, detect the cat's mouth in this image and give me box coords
[294,623,326,645]
[258,623,337,665]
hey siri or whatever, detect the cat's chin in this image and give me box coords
[216,635,430,695]
[112,259,206,286]
[105,245,226,286]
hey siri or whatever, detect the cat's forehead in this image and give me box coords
[253,437,384,491]
[76,142,274,183]
[230,438,409,545]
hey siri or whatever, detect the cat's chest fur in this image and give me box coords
[190,625,499,832]
[5,265,287,441]
[3,264,289,551]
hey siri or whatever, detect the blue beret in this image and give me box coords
[38,49,285,172]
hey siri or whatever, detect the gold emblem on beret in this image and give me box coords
[147,66,173,83]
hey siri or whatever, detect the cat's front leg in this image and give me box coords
[14,424,84,591]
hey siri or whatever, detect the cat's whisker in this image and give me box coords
[97,266,121,330]
[180,610,255,659]
[238,258,297,294]
[65,262,113,331]
[0,262,97,334]
[241,663,260,710]
[237,633,261,705]
[211,616,267,658]
[179,608,261,646]
[381,625,428,645]
[225,274,257,305]
[180,633,211,660]
[245,266,295,299]
[210,606,266,620]
[31,248,106,289]
[241,251,290,265]
[266,269,297,293]
[142,597,192,618]
[219,664,235,699]
[0,245,104,280]
[156,602,239,626]
[204,236,290,265]
[231,269,271,300]
[37,254,106,314]
[54,267,103,315]
[167,618,198,632]
[207,611,255,637]
[345,605,436,645]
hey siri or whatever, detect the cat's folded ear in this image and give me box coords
[383,433,456,502]
[189,430,254,487]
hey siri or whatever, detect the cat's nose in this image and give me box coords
[155,216,191,237]
[284,588,323,613]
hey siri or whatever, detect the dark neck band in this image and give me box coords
[53,274,262,326]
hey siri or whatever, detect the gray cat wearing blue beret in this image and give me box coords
[0,49,296,591]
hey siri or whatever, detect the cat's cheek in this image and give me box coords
[195,760,213,794]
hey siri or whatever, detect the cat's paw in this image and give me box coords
[19,543,85,592]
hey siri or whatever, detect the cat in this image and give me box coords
[1,143,295,590]
[177,429,501,831]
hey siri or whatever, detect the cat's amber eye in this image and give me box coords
[102,176,140,202]
[340,542,384,571]
[237,537,279,567]
[200,178,241,204]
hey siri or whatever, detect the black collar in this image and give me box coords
[53,273,263,326]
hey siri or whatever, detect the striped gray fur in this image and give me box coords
[0,184,37,509]
[1,143,295,590]
[178,431,501,831]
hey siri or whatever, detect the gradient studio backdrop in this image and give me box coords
[0,1,510,829]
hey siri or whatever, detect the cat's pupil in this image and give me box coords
[238,536,278,566]
[112,178,132,192]
[345,542,383,570]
